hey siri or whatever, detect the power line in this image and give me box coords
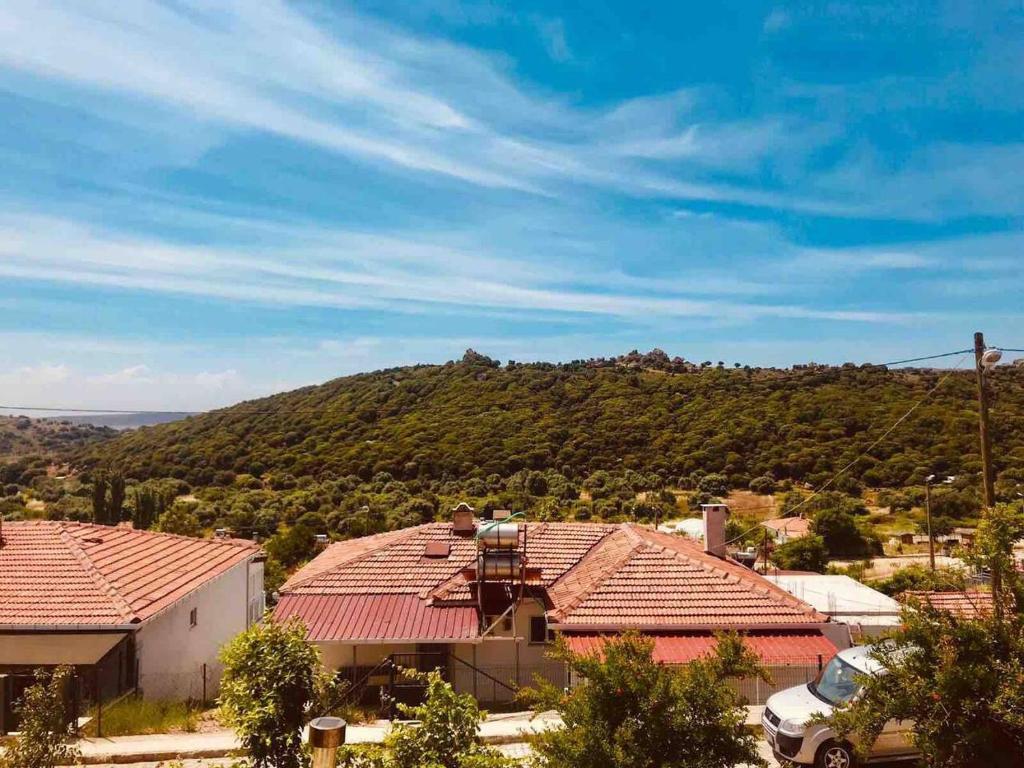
[877,349,973,367]
[723,352,973,546]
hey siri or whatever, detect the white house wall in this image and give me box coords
[135,556,262,700]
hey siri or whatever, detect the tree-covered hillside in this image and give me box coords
[0,415,115,462]
[71,350,1024,493]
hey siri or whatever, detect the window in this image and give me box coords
[189,607,198,628]
[530,616,551,645]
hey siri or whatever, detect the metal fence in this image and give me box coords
[450,662,568,704]
[730,664,822,706]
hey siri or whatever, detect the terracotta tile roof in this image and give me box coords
[0,520,259,627]
[554,529,825,627]
[903,590,996,619]
[274,594,478,642]
[562,630,838,666]
[279,521,826,640]
[761,517,812,538]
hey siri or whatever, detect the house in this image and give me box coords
[764,574,903,639]
[761,516,811,544]
[0,520,264,725]
[657,517,705,540]
[275,504,844,705]
[902,590,995,619]
[888,532,916,547]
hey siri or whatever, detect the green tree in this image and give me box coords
[91,472,108,524]
[525,632,766,768]
[219,618,325,768]
[697,473,730,497]
[771,534,828,572]
[154,502,202,537]
[107,471,126,523]
[823,504,1024,767]
[353,670,513,768]
[812,508,876,557]
[0,666,79,768]
[873,564,966,597]
[264,524,318,570]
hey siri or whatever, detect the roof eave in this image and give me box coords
[549,621,835,633]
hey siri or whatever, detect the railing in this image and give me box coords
[730,661,825,706]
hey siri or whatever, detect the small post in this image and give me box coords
[308,716,346,768]
[925,480,936,571]
[202,663,207,706]
[817,654,823,673]
[94,667,102,738]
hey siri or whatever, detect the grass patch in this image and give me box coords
[83,697,203,736]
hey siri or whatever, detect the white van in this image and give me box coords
[762,645,918,767]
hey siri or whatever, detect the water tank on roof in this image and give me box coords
[478,523,519,549]
[481,551,522,579]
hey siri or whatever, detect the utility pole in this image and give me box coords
[974,331,996,508]
[925,480,935,571]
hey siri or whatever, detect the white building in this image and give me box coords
[0,520,264,719]
[764,573,902,640]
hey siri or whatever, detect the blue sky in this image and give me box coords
[0,0,1021,410]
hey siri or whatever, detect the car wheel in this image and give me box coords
[815,741,856,768]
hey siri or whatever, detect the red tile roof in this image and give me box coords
[274,594,478,642]
[562,630,838,666]
[761,517,812,538]
[903,590,996,619]
[0,521,259,627]
[277,522,826,640]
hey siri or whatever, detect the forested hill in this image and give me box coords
[71,350,1024,492]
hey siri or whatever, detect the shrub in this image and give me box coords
[524,632,766,768]
[219,618,328,768]
[771,535,828,572]
[0,666,79,768]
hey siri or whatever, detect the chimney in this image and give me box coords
[701,503,730,558]
[452,502,476,536]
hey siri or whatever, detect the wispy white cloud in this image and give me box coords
[0,211,913,324]
[0,0,859,214]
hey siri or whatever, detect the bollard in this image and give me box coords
[308,716,346,768]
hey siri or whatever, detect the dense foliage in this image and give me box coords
[824,505,1024,767]
[219,618,329,768]
[0,415,114,462]
[524,632,766,768]
[0,666,79,768]
[67,355,1024,494]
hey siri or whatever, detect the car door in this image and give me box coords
[872,717,916,758]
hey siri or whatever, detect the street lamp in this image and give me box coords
[308,716,346,768]
[925,474,955,571]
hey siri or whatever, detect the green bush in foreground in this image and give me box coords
[0,666,79,768]
[219,618,327,768]
[338,670,512,768]
[524,632,766,768]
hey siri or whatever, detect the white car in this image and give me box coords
[762,645,918,767]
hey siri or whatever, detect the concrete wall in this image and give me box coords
[135,556,262,701]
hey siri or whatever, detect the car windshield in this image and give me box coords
[809,656,862,705]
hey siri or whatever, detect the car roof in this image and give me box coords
[836,644,885,674]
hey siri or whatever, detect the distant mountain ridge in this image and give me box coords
[68,350,1024,492]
